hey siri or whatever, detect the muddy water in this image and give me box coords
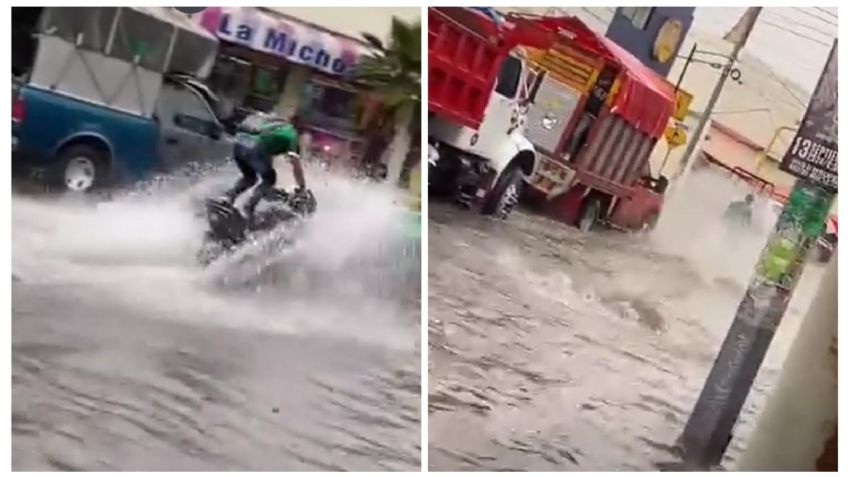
[428,171,825,471]
[12,163,420,471]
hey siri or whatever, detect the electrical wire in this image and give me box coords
[763,9,838,38]
[790,7,838,27]
[813,7,837,20]
[765,72,808,107]
[759,19,833,48]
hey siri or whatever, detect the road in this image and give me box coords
[427,171,825,471]
[12,165,421,471]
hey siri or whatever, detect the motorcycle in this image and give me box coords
[197,187,317,266]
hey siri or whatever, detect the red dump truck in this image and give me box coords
[429,9,677,231]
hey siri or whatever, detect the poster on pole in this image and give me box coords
[780,40,838,192]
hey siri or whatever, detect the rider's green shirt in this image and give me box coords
[257,123,299,157]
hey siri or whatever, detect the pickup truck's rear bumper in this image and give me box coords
[12,123,53,180]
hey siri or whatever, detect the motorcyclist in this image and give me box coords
[221,113,310,218]
[724,193,755,228]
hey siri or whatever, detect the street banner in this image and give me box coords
[196,7,373,77]
[780,41,838,192]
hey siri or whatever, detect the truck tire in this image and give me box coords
[643,212,660,231]
[654,176,669,194]
[481,165,523,220]
[54,144,109,193]
[578,196,602,232]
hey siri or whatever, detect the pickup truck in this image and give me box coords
[13,74,233,192]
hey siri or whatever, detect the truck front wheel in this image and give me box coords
[481,165,523,220]
[578,196,602,232]
[54,144,109,193]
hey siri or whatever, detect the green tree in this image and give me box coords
[354,16,421,186]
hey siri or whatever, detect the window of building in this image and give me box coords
[620,7,654,30]
[299,79,360,131]
[244,64,288,112]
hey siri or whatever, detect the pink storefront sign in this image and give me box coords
[197,7,372,76]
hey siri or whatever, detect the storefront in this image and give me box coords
[196,7,385,167]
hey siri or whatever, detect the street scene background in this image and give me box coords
[427,5,836,471]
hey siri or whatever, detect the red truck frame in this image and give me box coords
[515,15,677,231]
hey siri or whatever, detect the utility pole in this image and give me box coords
[736,253,837,471]
[674,38,837,471]
[675,7,761,181]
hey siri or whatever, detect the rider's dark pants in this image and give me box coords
[226,143,277,215]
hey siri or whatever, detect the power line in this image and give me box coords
[790,7,838,27]
[814,7,837,19]
[759,19,834,48]
[763,10,837,38]
[763,71,808,108]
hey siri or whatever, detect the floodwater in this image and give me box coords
[12,163,421,471]
[428,170,826,471]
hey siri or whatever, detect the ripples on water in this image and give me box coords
[428,170,824,471]
[12,162,421,470]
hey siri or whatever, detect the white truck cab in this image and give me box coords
[429,53,543,219]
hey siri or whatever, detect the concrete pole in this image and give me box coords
[736,253,837,471]
[675,180,834,470]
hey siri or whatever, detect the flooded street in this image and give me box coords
[12,164,421,471]
[428,171,825,471]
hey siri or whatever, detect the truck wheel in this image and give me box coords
[482,165,523,220]
[643,213,660,231]
[654,176,669,194]
[578,196,602,232]
[54,144,109,193]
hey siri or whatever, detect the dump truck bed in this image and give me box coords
[428,8,508,130]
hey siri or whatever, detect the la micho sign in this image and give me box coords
[780,40,838,193]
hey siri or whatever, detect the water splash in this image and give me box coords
[651,169,781,288]
[12,163,419,349]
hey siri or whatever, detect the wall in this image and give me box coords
[701,123,796,189]
[605,7,695,77]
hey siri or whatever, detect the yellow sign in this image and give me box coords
[673,88,694,121]
[653,19,683,64]
[664,125,688,148]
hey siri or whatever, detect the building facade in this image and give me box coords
[195,7,419,168]
[605,7,695,77]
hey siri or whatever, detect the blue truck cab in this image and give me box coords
[12,7,231,192]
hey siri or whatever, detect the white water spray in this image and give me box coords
[12,163,419,350]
